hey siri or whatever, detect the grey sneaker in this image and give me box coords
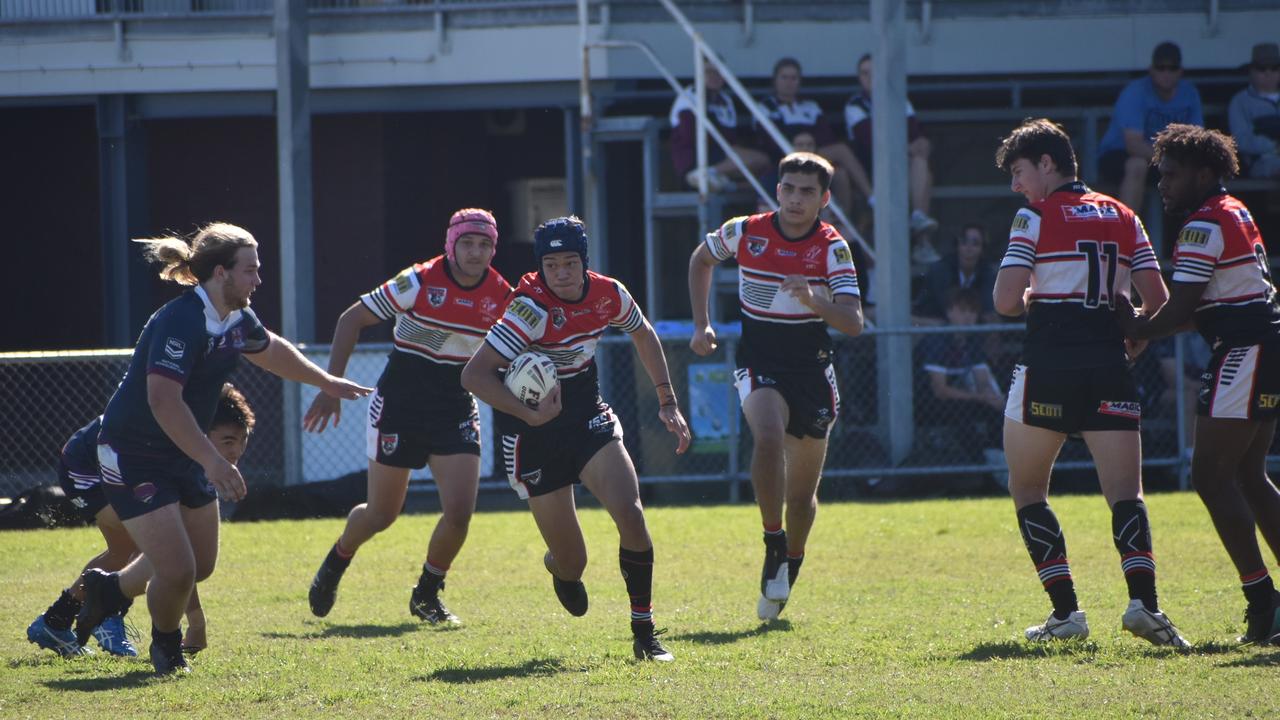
[1025,610,1089,641]
[1121,600,1189,648]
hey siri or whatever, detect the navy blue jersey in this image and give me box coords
[101,287,269,456]
[61,415,103,478]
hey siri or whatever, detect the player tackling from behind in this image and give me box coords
[688,152,863,621]
[993,118,1187,646]
[1116,124,1280,645]
[462,216,691,661]
[304,208,512,625]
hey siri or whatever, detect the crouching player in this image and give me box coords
[462,216,691,661]
[27,384,254,657]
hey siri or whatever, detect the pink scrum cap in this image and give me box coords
[445,208,499,262]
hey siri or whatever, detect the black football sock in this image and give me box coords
[151,625,183,653]
[43,590,83,632]
[1017,502,1079,620]
[620,546,654,631]
[786,554,805,588]
[328,541,354,571]
[1111,499,1158,612]
[1241,569,1275,611]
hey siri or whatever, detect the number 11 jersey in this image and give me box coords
[1001,181,1159,370]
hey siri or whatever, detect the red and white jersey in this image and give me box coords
[1171,191,1280,348]
[706,211,858,372]
[360,256,512,365]
[1001,182,1159,369]
[485,270,645,379]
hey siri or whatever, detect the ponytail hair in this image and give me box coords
[134,222,257,285]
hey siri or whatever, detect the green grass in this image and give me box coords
[2,492,1278,718]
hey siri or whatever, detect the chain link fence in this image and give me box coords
[1,326,1225,501]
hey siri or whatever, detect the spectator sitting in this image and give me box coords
[1097,41,1203,212]
[913,223,998,326]
[844,53,940,250]
[669,63,771,192]
[917,287,1005,453]
[1228,42,1280,179]
[755,57,870,223]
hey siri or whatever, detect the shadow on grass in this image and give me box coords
[41,669,158,692]
[680,619,793,646]
[1217,647,1280,668]
[417,657,568,684]
[261,621,425,640]
[958,640,1098,661]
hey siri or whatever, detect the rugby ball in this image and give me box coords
[504,351,559,407]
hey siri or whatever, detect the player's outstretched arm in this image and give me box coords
[1116,281,1206,340]
[245,332,373,400]
[688,244,720,356]
[304,303,382,433]
[461,344,561,427]
[148,374,246,502]
[627,318,692,454]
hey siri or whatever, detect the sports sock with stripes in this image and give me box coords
[1241,568,1275,611]
[418,560,447,592]
[619,546,655,629]
[43,590,82,632]
[1016,502,1079,620]
[1111,499,1158,612]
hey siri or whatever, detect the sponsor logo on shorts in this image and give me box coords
[380,432,399,457]
[746,235,769,257]
[1061,203,1119,222]
[427,286,447,308]
[1029,402,1063,419]
[164,337,186,360]
[755,375,776,386]
[550,306,566,329]
[70,497,87,509]
[1258,394,1280,410]
[1177,228,1210,247]
[520,469,542,486]
[134,482,158,504]
[587,411,613,433]
[460,420,479,444]
[1097,400,1141,419]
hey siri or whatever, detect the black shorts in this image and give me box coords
[96,443,216,521]
[1197,341,1280,420]
[734,365,840,440]
[367,389,481,469]
[499,402,624,500]
[1004,363,1141,433]
[57,458,108,522]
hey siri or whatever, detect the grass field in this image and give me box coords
[2,491,1278,718]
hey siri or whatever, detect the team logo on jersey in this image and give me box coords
[480,296,499,318]
[1234,208,1255,227]
[746,235,769,257]
[803,245,824,268]
[164,337,186,360]
[380,432,399,457]
[1061,203,1119,222]
[508,299,541,329]
[229,327,244,349]
[427,286,447,308]
[520,469,542,486]
[593,296,613,318]
[550,306,566,329]
[1097,401,1141,419]
[1177,227,1210,246]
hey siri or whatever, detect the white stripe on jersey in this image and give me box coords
[1172,219,1275,310]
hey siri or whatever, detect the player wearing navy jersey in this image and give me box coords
[688,152,864,622]
[993,119,1187,646]
[72,223,371,674]
[27,385,254,658]
[304,208,512,625]
[1117,124,1280,645]
[462,216,691,662]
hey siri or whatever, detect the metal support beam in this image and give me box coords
[276,0,314,486]
[97,94,148,347]
[871,0,913,464]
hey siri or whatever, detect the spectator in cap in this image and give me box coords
[1098,41,1204,211]
[1229,42,1280,179]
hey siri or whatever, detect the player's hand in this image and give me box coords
[1125,337,1149,362]
[1113,295,1140,335]
[523,383,562,427]
[658,404,692,455]
[204,456,246,502]
[323,376,373,401]
[303,393,342,433]
[690,324,718,356]
[781,275,816,309]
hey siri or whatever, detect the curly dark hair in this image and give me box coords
[994,118,1078,177]
[1152,123,1239,181]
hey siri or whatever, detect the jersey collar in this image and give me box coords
[770,212,821,243]
[1052,180,1089,195]
[194,285,244,335]
[442,256,488,291]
